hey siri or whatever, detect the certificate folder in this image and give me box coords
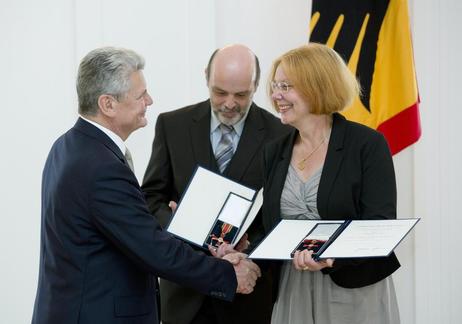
[249,218,419,260]
[166,166,263,249]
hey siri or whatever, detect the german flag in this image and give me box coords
[310,0,421,154]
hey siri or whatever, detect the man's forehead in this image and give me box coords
[209,66,254,88]
[210,78,254,93]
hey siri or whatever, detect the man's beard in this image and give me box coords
[212,103,251,126]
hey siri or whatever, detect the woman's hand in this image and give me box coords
[292,250,334,271]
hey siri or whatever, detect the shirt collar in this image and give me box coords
[210,104,251,137]
[79,115,127,155]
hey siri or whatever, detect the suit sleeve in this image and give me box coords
[142,114,174,227]
[322,131,397,274]
[90,161,237,301]
[358,132,397,220]
[260,139,286,234]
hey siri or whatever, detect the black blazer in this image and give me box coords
[31,118,236,324]
[262,113,400,289]
[142,100,291,324]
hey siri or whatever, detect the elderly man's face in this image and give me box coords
[207,64,256,126]
[112,71,153,139]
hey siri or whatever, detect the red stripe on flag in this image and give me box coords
[377,102,421,155]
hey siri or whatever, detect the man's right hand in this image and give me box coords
[223,252,261,294]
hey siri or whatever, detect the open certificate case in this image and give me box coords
[249,218,419,260]
[166,166,263,249]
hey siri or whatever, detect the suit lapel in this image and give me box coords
[317,113,347,219]
[189,101,216,171]
[225,104,265,182]
[267,130,296,227]
[74,118,126,163]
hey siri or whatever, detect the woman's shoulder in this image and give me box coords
[333,114,391,160]
[264,128,296,154]
[335,113,386,144]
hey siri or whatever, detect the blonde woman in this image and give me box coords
[261,43,400,324]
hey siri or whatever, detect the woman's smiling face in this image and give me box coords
[271,65,312,127]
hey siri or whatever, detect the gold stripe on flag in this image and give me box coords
[309,0,421,154]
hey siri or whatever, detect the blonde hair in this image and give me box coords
[268,43,360,115]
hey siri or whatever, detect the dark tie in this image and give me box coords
[124,148,135,172]
[215,124,235,173]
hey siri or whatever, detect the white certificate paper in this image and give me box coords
[166,166,261,247]
[320,219,419,258]
[249,220,340,260]
[233,189,263,246]
[249,218,419,260]
[218,193,253,227]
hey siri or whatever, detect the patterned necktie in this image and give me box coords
[124,148,135,173]
[215,124,235,173]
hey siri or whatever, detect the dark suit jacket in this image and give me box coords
[142,100,291,324]
[262,113,400,290]
[31,118,236,324]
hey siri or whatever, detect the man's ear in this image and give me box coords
[97,94,116,117]
[253,80,259,91]
[204,68,209,86]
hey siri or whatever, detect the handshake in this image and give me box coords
[209,234,261,294]
[169,201,260,294]
[169,201,261,294]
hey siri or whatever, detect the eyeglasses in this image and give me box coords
[270,81,293,93]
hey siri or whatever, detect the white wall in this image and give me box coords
[1,1,461,323]
[412,1,462,323]
[0,1,76,321]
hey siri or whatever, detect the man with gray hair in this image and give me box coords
[31,46,261,324]
[142,44,291,324]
